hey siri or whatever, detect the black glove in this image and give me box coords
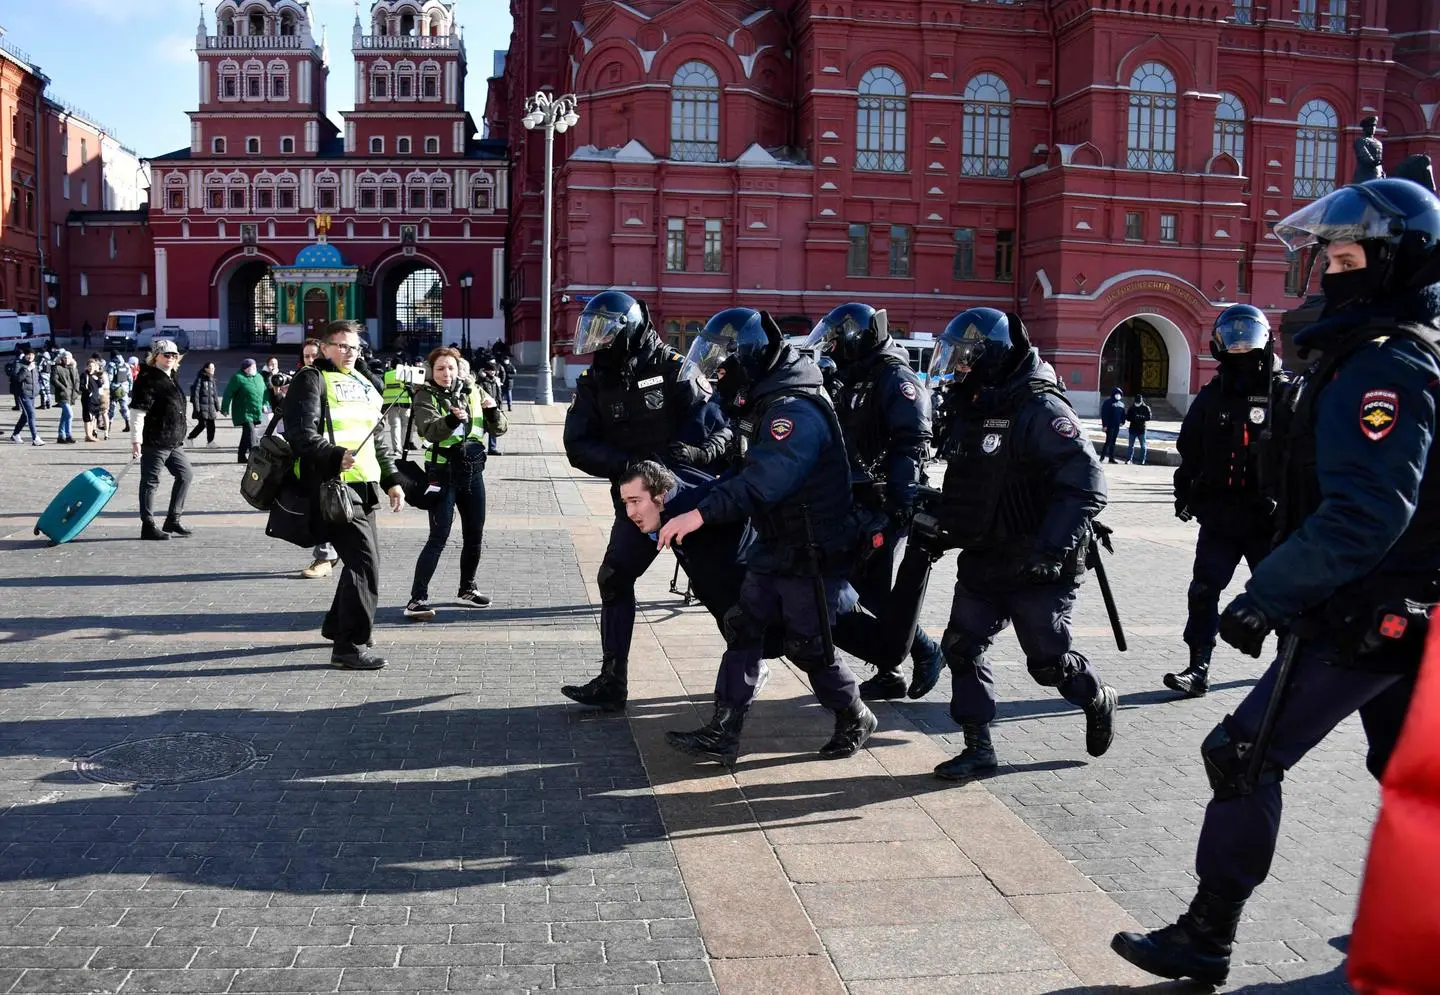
[1175,499,1193,522]
[667,442,705,467]
[1018,552,1064,586]
[1219,592,1273,658]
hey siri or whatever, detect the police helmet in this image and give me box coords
[1274,177,1440,303]
[682,307,763,381]
[929,307,1022,385]
[803,303,889,365]
[573,290,648,356]
[731,309,784,384]
[1211,304,1271,360]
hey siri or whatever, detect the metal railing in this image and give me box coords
[51,97,116,139]
[202,35,308,50]
[355,34,461,51]
[0,34,33,67]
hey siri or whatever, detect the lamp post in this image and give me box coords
[458,271,473,358]
[521,90,579,406]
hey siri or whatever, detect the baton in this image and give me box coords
[801,505,838,667]
[1087,536,1127,653]
[1243,631,1300,794]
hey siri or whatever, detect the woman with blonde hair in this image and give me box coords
[403,346,507,620]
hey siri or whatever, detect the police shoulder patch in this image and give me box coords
[1051,416,1080,440]
[900,381,918,401]
[1359,388,1399,441]
[769,417,794,441]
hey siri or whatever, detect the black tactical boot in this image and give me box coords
[1111,888,1245,984]
[818,702,878,759]
[934,724,998,780]
[907,630,946,700]
[858,668,908,701]
[1085,684,1118,757]
[561,656,628,712]
[665,705,746,764]
[1164,645,1212,698]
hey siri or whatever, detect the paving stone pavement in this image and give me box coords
[0,361,1373,993]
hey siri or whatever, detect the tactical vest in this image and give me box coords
[426,383,489,466]
[937,379,1069,548]
[835,353,910,471]
[1197,371,1275,496]
[381,367,412,407]
[296,369,383,484]
[1273,323,1440,553]
[737,386,853,566]
[591,353,684,458]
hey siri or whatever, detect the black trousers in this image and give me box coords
[324,502,381,650]
[237,422,258,462]
[598,506,661,662]
[187,418,216,443]
[138,445,193,527]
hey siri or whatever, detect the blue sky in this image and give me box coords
[1,0,514,157]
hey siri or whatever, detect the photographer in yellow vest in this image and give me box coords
[284,320,404,670]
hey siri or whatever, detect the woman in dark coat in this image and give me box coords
[187,362,222,446]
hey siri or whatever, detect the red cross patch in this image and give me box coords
[1359,389,1399,441]
[1379,614,1409,640]
[769,417,794,441]
[900,381,918,401]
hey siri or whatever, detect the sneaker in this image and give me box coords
[301,559,335,579]
[456,588,491,607]
[404,599,437,621]
[10,434,19,444]
[31,438,44,447]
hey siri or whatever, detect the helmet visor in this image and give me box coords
[927,338,985,382]
[573,310,627,355]
[1273,188,1398,252]
[803,309,886,353]
[680,334,731,381]
[1216,315,1270,354]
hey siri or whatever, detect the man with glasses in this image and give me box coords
[129,339,193,541]
[297,337,340,579]
[285,321,405,671]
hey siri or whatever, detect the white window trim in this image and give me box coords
[369,136,384,154]
[246,136,261,154]
[424,136,440,154]
[213,137,227,154]
[397,136,412,154]
[275,176,299,213]
[280,136,295,154]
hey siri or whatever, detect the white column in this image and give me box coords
[154,247,169,324]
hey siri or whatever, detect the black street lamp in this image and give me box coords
[459,271,474,358]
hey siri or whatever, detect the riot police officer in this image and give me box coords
[1113,178,1440,984]
[560,290,732,712]
[804,303,946,701]
[1165,305,1285,697]
[925,308,1118,781]
[659,309,877,764]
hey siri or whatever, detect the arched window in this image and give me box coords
[1126,62,1177,171]
[218,10,236,35]
[397,137,412,154]
[670,61,720,162]
[471,176,494,211]
[212,136,227,154]
[1294,99,1338,199]
[425,136,439,154]
[395,61,416,99]
[276,174,298,211]
[243,59,263,100]
[253,174,275,211]
[278,9,297,35]
[358,175,379,210]
[380,173,401,210]
[165,176,186,211]
[420,61,441,99]
[430,174,450,210]
[962,73,1011,178]
[315,171,339,211]
[248,11,265,36]
[267,61,288,99]
[371,64,391,100]
[219,61,240,100]
[1213,92,1246,166]
[856,66,907,172]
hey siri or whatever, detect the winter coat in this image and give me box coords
[1100,394,1127,432]
[1125,399,1152,433]
[221,370,267,426]
[190,372,221,421]
[11,359,39,400]
[130,363,189,448]
[51,362,80,405]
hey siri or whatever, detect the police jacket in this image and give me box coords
[936,349,1107,570]
[130,363,189,448]
[1173,356,1284,531]
[696,346,854,575]
[564,331,732,482]
[652,468,753,611]
[833,341,932,516]
[284,360,401,507]
[1247,298,1440,623]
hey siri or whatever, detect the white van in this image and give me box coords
[18,314,51,347]
[0,310,22,354]
[104,309,158,351]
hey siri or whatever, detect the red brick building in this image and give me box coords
[492,0,1440,414]
[0,33,47,318]
[148,0,509,352]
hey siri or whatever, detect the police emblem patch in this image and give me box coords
[1360,389,1399,441]
[1249,406,1266,425]
[900,381,918,401]
[643,390,665,410]
[770,417,794,441]
[981,433,1002,454]
[1051,417,1080,440]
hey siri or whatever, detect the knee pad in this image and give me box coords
[1187,580,1215,613]
[1026,656,1065,688]
[1201,715,1284,802]
[722,604,762,649]
[597,562,632,605]
[941,631,985,670]
[783,634,828,673]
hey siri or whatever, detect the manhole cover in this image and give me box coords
[76,733,260,787]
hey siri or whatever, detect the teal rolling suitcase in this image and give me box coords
[34,466,125,545]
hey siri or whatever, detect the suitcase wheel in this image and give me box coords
[32,527,39,536]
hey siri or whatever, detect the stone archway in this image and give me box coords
[1099,313,1193,413]
[223,260,277,349]
[376,260,446,354]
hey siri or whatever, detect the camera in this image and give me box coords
[268,371,292,390]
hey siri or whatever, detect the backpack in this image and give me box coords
[240,414,293,511]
